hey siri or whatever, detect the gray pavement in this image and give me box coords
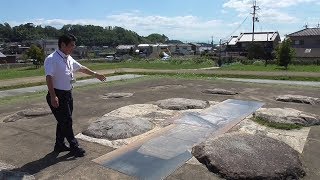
[0,77,319,179]
[0,74,143,98]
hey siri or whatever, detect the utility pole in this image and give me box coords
[218,39,222,67]
[251,0,260,42]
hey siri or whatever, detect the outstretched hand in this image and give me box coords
[96,73,106,82]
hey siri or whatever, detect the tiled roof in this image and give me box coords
[237,32,279,42]
[228,36,238,45]
[288,28,320,37]
[0,52,6,58]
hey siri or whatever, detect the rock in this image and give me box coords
[276,95,320,105]
[202,88,238,95]
[254,108,320,126]
[102,93,133,99]
[2,113,24,123]
[18,107,52,117]
[83,116,154,140]
[155,98,209,110]
[149,85,185,90]
[192,132,305,180]
[2,107,52,123]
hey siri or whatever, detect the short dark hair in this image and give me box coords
[58,34,77,48]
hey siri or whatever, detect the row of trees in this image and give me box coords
[0,23,171,46]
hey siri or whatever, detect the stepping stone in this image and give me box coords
[155,98,209,110]
[254,108,320,126]
[101,93,133,99]
[202,88,238,95]
[2,107,51,123]
[192,132,305,179]
[276,95,320,105]
[83,116,154,140]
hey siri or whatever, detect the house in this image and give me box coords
[174,44,193,55]
[116,45,135,56]
[226,32,281,57]
[0,52,16,64]
[37,39,58,56]
[188,43,201,55]
[287,28,320,60]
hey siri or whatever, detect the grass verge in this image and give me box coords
[252,117,303,130]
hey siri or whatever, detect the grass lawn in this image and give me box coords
[1,59,320,81]
[0,60,212,80]
[219,64,320,72]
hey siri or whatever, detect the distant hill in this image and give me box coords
[0,23,183,47]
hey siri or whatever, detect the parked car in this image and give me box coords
[105,55,115,61]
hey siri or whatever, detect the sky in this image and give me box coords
[1,0,320,43]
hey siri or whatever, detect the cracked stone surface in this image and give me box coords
[77,102,219,148]
[254,108,320,126]
[232,117,310,153]
[82,116,154,140]
[101,93,133,99]
[192,132,305,180]
[276,95,320,105]
[154,98,209,110]
[1,107,52,123]
[202,88,238,95]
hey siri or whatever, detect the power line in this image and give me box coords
[222,15,249,40]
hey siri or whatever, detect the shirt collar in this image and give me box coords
[57,49,68,59]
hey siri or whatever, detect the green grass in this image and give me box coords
[115,72,320,82]
[82,60,212,70]
[0,66,45,80]
[252,117,303,130]
[219,64,320,72]
[0,60,212,80]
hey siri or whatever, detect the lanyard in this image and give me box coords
[56,51,73,78]
[57,51,71,70]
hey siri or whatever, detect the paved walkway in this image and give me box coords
[0,74,143,98]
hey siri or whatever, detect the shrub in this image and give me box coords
[252,60,265,66]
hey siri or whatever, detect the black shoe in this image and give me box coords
[70,147,86,157]
[54,144,71,153]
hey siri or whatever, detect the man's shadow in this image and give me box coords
[1,151,76,178]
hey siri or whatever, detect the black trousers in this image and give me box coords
[46,89,78,148]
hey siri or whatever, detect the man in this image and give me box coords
[44,34,106,157]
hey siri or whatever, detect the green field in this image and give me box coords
[0,59,212,80]
[0,59,319,81]
[219,64,320,72]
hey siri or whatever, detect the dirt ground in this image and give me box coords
[0,76,319,179]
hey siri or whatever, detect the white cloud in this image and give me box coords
[7,12,224,42]
[259,9,299,23]
[222,0,312,24]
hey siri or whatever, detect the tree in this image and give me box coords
[276,39,295,69]
[146,33,168,43]
[26,45,45,67]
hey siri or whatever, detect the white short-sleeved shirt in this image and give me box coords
[44,50,83,90]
